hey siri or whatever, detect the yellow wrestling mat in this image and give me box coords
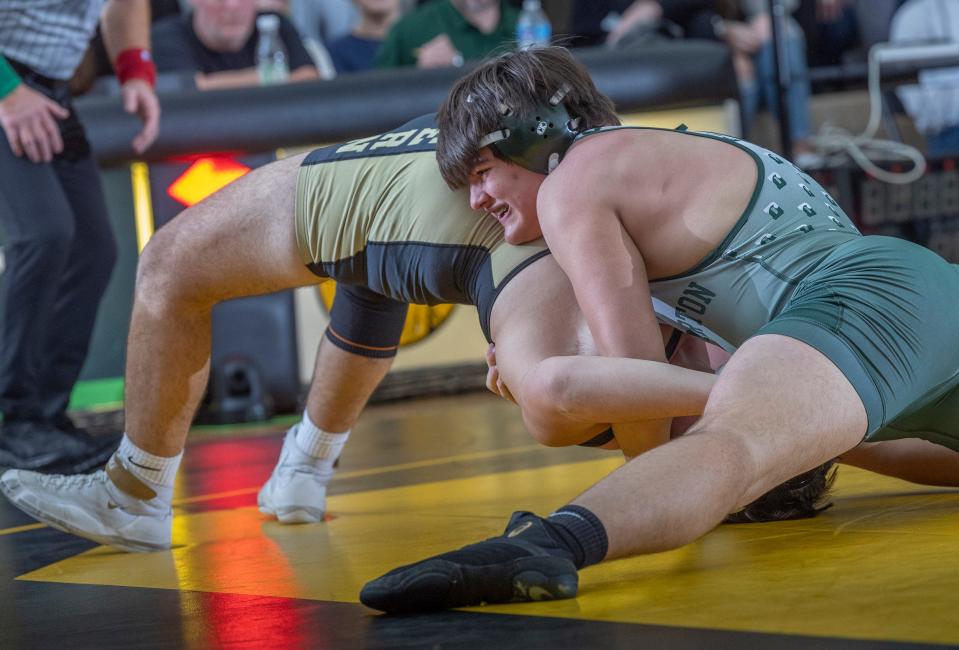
[16,459,959,645]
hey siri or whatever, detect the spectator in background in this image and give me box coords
[569,0,718,48]
[254,0,340,78]
[77,0,185,87]
[151,0,319,90]
[151,0,183,21]
[715,0,817,162]
[329,0,402,74]
[801,0,860,68]
[288,0,360,46]
[0,0,160,471]
[890,0,959,157]
[377,0,519,69]
[569,1,815,162]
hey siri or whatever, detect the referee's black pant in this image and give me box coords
[0,74,117,426]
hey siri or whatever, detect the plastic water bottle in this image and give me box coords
[516,0,551,50]
[256,14,289,85]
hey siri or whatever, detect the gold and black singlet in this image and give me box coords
[295,114,549,357]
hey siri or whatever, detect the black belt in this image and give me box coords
[6,58,69,93]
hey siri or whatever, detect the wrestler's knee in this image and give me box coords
[683,415,763,502]
[135,224,211,311]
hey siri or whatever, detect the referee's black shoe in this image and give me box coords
[360,512,578,614]
[0,419,118,473]
[49,414,120,473]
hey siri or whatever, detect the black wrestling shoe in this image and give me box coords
[360,512,579,614]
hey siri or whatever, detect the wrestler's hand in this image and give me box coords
[485,344,516,403]
[121,78,160,154]
[0,83,69,163]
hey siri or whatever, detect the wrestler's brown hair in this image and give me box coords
[724,461,838,524]
[437,46,620,189]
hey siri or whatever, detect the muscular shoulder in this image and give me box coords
[540,133,636,223]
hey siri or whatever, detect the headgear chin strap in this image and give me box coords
[476,85,582,175]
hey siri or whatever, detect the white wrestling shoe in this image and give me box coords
[258,426,333,524]
[0,460,172,553]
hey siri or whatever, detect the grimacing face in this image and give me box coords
[467,147,545,245]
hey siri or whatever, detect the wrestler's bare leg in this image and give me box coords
[0,154,399,549]
[358,335,868,612]
[574,335,867,558]
[125,154,319,455]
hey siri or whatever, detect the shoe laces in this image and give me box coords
[37,469,108,491]
[274,462,333,482]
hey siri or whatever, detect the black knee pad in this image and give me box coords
[326,283,408,358]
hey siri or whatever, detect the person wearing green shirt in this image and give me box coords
[0,56,20,100]
[376,0,519,69]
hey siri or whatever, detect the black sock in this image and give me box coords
[545,505,609,569]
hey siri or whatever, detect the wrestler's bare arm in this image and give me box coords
[537,180,665,362]
[840,439,959,487]
[537,171,673,457]
[488,256,714,449]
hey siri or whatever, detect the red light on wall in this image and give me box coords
[167,157,251,207]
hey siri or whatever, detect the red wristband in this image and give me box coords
[115,48,156,88]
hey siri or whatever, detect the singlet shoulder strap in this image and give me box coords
[576,124,694,143]
[574,124,627,142]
